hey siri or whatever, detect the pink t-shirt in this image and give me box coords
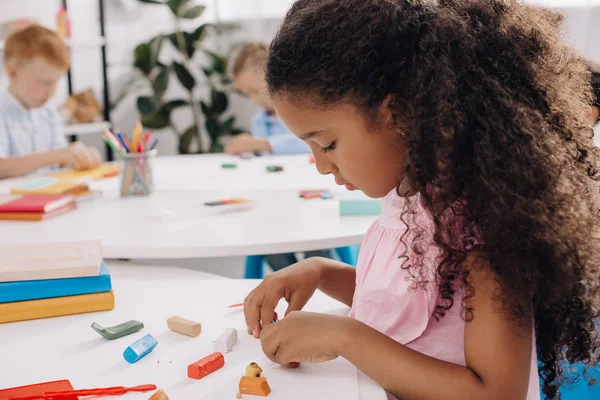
[349,189,540,400]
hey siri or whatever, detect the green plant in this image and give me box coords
[134,0,242,153]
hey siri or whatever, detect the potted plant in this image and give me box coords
[133,0,242,153]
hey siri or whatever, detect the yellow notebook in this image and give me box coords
[11,177,88,196]
[0,291,115,323]
[46,163,119,180]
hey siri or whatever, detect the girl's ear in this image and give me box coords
[397,176,417,198]
[381,95,394,127]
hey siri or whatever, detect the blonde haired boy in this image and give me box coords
[0,25,100,179]
[225,41,310,155]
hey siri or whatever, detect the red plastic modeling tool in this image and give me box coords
[12,384,156,399]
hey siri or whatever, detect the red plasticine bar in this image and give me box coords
[187,352,224,379]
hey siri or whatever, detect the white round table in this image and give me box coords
[0,189,374,259]
[0,262,385,400]
[100,154,338,193]
[0,155,376,259]
[0,154,338,195]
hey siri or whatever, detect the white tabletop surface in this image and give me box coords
[116,154,339,192]
[0,154,340,194]
[0,261,385,399]
[0,189,374,259]
[0,155,376,259]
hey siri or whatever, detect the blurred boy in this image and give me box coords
[226,42,332,271]
[225,42,310,155]
[0,25,101,179]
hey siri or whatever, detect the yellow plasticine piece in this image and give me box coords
[245,362,263,377]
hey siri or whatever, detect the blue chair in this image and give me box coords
[244,246,359,279]
[540,322,600,399]
[541,360,600,399]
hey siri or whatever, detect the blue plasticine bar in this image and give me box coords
[339,199,383,216]
[123,334,157,363]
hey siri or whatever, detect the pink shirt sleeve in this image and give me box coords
[350,220,441,345]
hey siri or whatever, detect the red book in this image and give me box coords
[0,202,76,221]
[0,194,74,213]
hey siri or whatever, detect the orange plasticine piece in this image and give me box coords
[148,389,169,400]
[187,352,224,379]
[239,376,271,397]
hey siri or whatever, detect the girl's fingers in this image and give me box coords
[259,303,276,336]
[285,292,305,316]
[244,291,263,337]
[259,288,283,336]
[259,324,279,362]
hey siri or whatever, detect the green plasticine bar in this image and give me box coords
[266,165,283,172]
[91,320,144,340]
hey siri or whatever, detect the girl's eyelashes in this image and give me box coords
[321,141,336,153]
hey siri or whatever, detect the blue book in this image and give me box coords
[0,261,111,303]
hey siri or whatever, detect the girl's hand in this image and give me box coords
[260,311,347,367]
[244,258,326,338]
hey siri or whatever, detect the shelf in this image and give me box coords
[63,121,110,136]
[64,37,106,49]
[0,36,105,50]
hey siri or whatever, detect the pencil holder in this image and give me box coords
[118,149,156,197]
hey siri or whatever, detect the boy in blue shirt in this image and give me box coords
[226,42,330,270]
[225,42,310,156]
[0,25,101,179]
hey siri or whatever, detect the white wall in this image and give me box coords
[0,0,598,157]
[0,0,290,157]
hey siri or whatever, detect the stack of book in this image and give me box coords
[11,176,102,203]
[0,194,76,221]
[0,241,114,324]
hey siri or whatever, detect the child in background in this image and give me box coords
[227,41,330,271]
[0,25,101,179]
[225,42,310,156]
[244,1,600,399]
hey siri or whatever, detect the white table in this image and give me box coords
[0,154,338,195]
[121,154,338,192]
[0,262,385,399]
[0,189,373,259]
[0,155,376,259]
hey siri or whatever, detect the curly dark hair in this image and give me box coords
[266,0,600,398]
